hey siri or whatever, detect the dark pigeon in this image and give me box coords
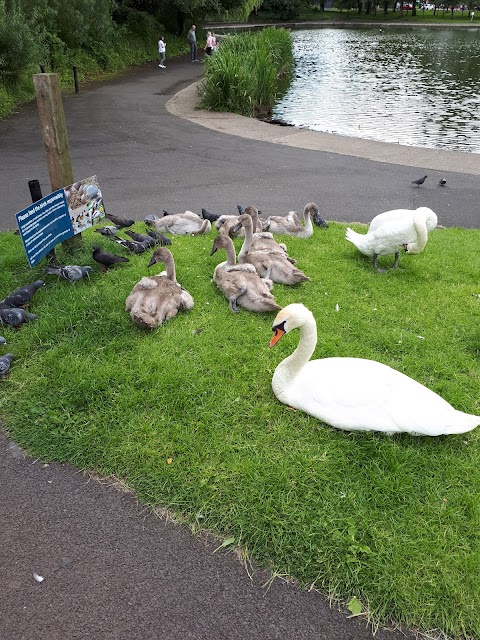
[312,212,329,228]
[105,213,135,228]
[0,308,37,328]
[0,353,14,379]
[412,175,428,187]
[124,230,156,247]
[201,208,220,223]
[146,230,172,246]
[1,280,44,308]
[92,245,129,268]
[44,265,93,282]
[439,178,447,186]
[110,236,149,254]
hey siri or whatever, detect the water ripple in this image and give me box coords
[273,28,480,153]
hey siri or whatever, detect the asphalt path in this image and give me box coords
[0,55,479,230]
[0,54,475,640]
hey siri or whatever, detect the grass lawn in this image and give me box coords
[249,7,480,23]
[1,220,479,638]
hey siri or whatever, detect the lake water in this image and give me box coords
[273,28,480,153]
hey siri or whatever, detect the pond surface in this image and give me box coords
[273,28,480,153]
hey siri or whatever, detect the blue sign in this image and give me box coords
[16,189,74,267]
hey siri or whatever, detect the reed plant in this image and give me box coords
[200,28,294,117]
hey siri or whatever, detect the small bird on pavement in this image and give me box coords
[201,208,221,223]
[412,175,428,187]
[0,336,6,345]
[1,280,45,308]
[92,246,129,269]
[44,265,93,282]
[146,230,172,246]
[124,230,157,247]
[439,178,447,186]
[0,353,14,379]
[0,307,37,328]
[95,225,120,236]
[105,213,135,228]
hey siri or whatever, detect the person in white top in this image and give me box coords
[158,36,166,68]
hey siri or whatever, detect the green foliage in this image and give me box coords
[262,0,303,19]
[0,222,479,638]
[200,28,294,117]
[0,1,40,85]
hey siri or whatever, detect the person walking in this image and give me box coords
[187,25,199,62]
[205,31,215,56]
[158,36,166,68]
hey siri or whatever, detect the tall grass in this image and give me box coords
[0,221,479,638]
[200,28,294,117]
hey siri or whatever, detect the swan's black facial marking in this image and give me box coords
[272,320,286,334]
[270,320,287,348]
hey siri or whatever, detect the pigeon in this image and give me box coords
[0,336,6,345]
[92,246,129,268]
[412,175,428,187]
[44,265,93,282]
[146,230,172,246]
[105,213,135,228]
[0,353,14,379]
[110,236,150,254]
[0,307,37,328]
[236,204,245,215]
[312,212,329,228]
[144,214,161,227]
[95,225,120,236]
[201,208,221,223]
[1,280,45,308]
[439,178,447,186]
[124,230,156,247]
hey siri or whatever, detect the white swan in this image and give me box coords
[270,304,479,436]
[345,207,438,271]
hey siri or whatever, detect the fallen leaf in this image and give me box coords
[347,596,362,616]
[213,536,235,553]
[167,458,173,464]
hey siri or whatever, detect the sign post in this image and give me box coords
[32,72,82,249]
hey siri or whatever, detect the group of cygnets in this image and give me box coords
[124,202,480,437]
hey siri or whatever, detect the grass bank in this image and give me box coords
[249,7,480,23]
[0,219,479,638]
[200,28,294,117]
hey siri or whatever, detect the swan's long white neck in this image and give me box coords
[273,314,317,393]
[407,210,429,254]
[302,207,313,234]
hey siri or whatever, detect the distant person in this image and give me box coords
[187,25,199,62]
[205,31,215,56]
[471,10,475,19]
[158,36,166,68]
[212,32,218,51]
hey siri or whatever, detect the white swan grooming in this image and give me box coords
[145,211,211,235]
[270,304,479,436]
[345,207,438,271]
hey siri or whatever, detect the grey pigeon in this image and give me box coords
[110,236,149,254]
[124,229,156,247]
[95,225,120,236]
[312,212,329,228]
[105,213,135,228]
[1,280,44,308]
[412,175,427,186]
[144,214,162,227]
[0,336,6,345]
[146,230,172,246]
[44,265,93,282]
[92,245,129,268]
[236,204,244,215]
[0,308,37,328]
[0,353,14,379]
[439,178,447,186]
[201,208,220,223]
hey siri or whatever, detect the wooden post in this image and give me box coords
[32,72,82,249]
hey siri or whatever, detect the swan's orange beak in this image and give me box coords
[270,327,285,348]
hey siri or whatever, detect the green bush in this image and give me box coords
[200,28,294,117]
[0,3,39,86]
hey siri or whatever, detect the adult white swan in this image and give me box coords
[269,304,479,436]
[345,207,438,271]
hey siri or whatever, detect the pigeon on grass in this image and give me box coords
[0,336,6,345]
[201,208,221,223]
[44,265,93,283]
[146,230,172,246]
[92,246,129,269]
[110,236,150,254]
[105,213,135,228]
[95,225,120,236]
[0,353,14,379]
[0,308,37,328]
[1,280,45,308]
[124,230,157,247]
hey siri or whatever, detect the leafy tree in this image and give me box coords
[262,0,303,20]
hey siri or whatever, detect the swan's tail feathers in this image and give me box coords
[192,220,211,235]
[440,411,480,435]
[345,227,365,249]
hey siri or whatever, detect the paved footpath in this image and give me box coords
[0,54,476,640]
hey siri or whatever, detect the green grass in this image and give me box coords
[200,28,294,117]
[1,221,479,638]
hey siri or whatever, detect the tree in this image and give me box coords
[262,0,303,20]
